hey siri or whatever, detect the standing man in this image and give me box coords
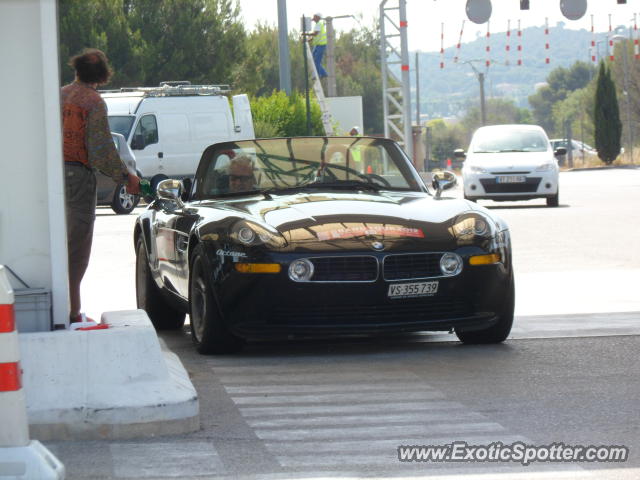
[309,13,328,78]
[61,48,140,325]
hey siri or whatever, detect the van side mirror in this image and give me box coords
[554,147,567,156]
[454,149,466,159]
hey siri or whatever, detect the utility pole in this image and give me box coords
[277,0,292,95]
[302,15,312,135]
[612,34,634,163]
[478,72,487,126]
[415,51,420,125]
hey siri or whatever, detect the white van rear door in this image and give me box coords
[232,94,255,140]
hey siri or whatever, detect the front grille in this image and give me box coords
[481,177,541,193]
[383,253,442,280]
[310,256,378,282]
[490,170,531,175]
[272,298,474,326]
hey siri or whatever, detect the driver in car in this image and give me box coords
[228,156,256,192]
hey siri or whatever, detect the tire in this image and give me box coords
[111,183,140,214]
[135,236,185,330]
[189,244,244,354]
[546,190,559,207]
[455,273,514,344]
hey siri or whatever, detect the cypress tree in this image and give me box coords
[594,62,622,165]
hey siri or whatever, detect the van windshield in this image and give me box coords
[108,116,135,139]
[472,129,549,153]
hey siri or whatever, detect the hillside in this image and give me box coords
[411,22,623,119]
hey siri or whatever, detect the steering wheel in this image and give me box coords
[361,173,391,188]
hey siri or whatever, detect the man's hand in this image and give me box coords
[126,173,141,195]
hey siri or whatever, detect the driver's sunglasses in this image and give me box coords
[229,174,253,181]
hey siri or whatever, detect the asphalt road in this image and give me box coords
[49,167,640,479]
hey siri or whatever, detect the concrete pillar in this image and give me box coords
[0,0,68,328]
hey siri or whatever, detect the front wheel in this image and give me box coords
[455,274,514,344]
[546,190,559,207]
[111,183,140,214]
[189,244,244,354]
[135,236,185,330]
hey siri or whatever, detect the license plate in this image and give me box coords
[388,281,439,298]
[497,176,526,183]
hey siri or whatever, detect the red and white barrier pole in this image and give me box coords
[485,21,491,67]
[0,266,65,479]
[634,14,639,60]
[440,22,445,69]
[517,20,523,66]
[591,15,597,63]
[454,20,465,63]
[544,17,550,64]
[609,14,615,61]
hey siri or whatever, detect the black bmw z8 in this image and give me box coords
[134,137,514,354]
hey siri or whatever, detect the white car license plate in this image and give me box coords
[388,281,439,298]
[497,175,526,183]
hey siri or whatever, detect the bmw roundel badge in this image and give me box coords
[371,241,385,251]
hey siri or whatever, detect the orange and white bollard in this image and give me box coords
[0,265,65,479]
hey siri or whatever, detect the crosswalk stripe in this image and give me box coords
[255,422,506,441]
[218,372,419,384]
[264,435,529,454]
[247,411,485,428]
[225,383,436,395]
[239,400,465,417]
[231,390,444,406]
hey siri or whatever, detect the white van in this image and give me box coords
[102,82,254,187]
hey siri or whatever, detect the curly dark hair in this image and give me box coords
[68,48,112,84]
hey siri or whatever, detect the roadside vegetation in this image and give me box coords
[58,0,637,166]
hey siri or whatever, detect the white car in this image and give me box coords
[459,124,563,207]
[96,133,140,214]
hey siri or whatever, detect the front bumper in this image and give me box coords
[463,170,558,200]
[208,248,512,340]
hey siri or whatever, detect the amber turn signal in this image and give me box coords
[234,263,281,273]
[469,253,501,265]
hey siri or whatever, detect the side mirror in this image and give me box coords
[554,147,567,156]
[454,149,466,159]
[431,170,457,199]
[156,179,185,209]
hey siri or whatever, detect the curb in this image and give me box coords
[18,310,199,441]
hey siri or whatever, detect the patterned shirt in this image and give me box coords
[61,81,128,182]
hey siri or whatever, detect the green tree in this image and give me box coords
[426,119,465,163]
[125,0,246,86]
[58,0,144,87]
[250,90,323,137]
[594,62,622,164]
[529,61,595,136]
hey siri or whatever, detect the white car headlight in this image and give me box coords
[536,163,553,171]
[469,165,488,174]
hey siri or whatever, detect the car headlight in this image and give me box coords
[536,162,553,171]
[288,259,314,282]
[469,165,488,174]
[450,213,494,241]
[230,220,287,248]
[440,252,463,276]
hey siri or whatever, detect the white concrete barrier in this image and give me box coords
[19,309,199,440]
[0,265,65,479]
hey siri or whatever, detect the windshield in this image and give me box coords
[108,115,135,138]
[472,129,549,153]
[193,137,424,199]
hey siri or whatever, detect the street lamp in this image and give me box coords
[461,60,488,126]
[611,34,634,163]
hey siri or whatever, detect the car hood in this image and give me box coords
[196,191,481,251]
[465,151,554,171]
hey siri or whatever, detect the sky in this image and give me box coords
[237,0,640,52]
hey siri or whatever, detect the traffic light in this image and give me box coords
[520,0,530,9]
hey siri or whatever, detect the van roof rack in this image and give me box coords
[100,83,232,97]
